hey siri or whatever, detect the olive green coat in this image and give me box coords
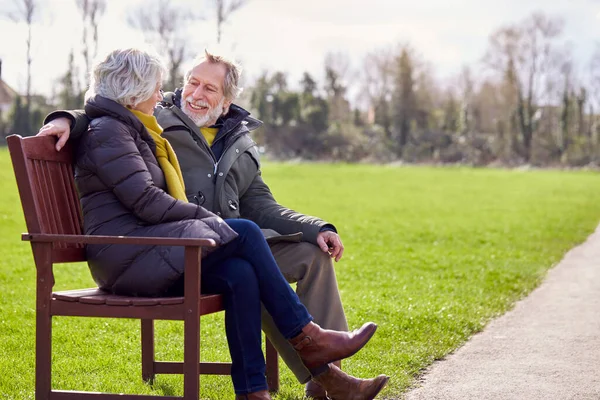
[156,94,333,244]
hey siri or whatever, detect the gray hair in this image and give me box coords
[85,48,167,107]
[184,49,243,101]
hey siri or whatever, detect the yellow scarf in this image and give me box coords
[200,127,219,146]
[130,109,188,202]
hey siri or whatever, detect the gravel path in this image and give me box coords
[403,224,600,400]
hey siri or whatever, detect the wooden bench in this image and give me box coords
[7,134,279,399]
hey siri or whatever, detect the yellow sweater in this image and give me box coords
[200,127,219,146]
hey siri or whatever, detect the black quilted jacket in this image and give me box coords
[75,95,237,296]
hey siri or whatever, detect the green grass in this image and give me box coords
[1,148,599,399]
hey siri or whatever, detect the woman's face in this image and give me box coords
[134,82,163,115]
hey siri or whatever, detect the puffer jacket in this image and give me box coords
[75,95,237,296]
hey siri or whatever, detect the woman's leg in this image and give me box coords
[203,219,312,339]
[203,218,378,383]
[200,257,268,394]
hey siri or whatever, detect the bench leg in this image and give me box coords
[35,244,53,400]
[36,305,52,399]
[141,319,155,383]
[266,337,279,392]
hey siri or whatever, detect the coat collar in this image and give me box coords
[85,95,156,152]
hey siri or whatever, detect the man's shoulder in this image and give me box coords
[226,104,262,132]
[154,101,188,130]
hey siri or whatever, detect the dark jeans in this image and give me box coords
[196,219,312,394]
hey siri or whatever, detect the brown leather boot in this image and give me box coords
[305,360,341,399]
[235,390,271,400]
[289,322,377,376]
[312,364,389,400]
[305,379,328,400]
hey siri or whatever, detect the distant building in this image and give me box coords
[0,60,18,113]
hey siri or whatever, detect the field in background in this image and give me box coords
[1,148,599,399]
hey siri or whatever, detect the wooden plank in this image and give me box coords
[19,135,73,163]
[7,135,43,235]
[50,390,181,400]
[154,361,232,376]
[52,248,86,264]
[78,296,108,305]
[51,301,186,320]
[23,233,217,247]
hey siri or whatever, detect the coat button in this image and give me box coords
[216,212,221,216]
[218,172,224,177]
[235,149,240,153]
[207,173,212,178]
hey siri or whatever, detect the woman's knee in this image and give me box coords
[226,218,261,237]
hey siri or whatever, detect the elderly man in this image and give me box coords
[38,50,388,399]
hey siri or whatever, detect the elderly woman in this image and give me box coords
[76,47,388,400]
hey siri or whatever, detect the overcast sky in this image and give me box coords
[0,0,599,99]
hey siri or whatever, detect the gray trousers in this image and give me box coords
[262,241,349,383]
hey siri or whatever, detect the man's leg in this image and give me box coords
[262,241,349,383]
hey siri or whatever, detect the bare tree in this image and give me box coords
[587,46,600,159]
[128,0,201,89]
[212,0,249,44]
[6,0,38,130]
[324,51,352,124]
[76,0,106,81]
[361,48,395,138]
[485,12,564,162]
[392,45,417,151]
[457,66,475,135]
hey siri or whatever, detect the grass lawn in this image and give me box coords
[1,147,599,399]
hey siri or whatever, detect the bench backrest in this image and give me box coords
[7,135,85,263]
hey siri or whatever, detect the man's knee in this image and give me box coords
[271,241,337,284]
[295,242,337,285]
[303,242,335,272]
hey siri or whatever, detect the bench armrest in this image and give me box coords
[22,233,217,248]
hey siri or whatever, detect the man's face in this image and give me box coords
[181,61,232,127]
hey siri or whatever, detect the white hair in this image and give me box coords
[85,48,167,107]
[184,49,243,101]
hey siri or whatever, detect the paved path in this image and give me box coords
[403,224,600,400]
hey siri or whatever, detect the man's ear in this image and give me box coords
[222,99,233,116]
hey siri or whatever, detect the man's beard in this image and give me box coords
[181,96,226,128]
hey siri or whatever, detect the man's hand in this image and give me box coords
[37,117,71,151]
[317,231,344,262]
